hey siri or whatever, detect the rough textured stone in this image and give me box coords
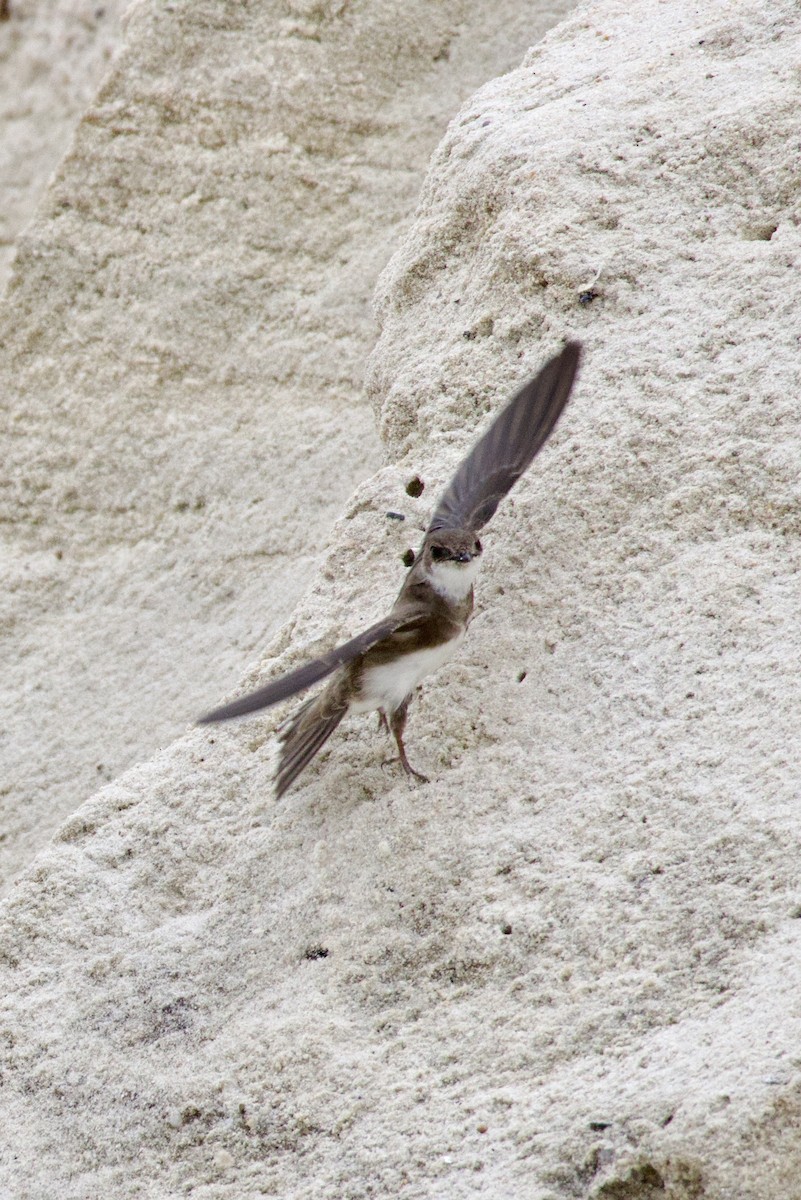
[2,0,801,1196]
[0,0,571,885]
[0,0,130,289]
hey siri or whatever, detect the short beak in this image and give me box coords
[455,551,473,563]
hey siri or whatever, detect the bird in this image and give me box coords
[199,341,581,798]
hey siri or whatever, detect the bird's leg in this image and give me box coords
[387,697,429,783]
[377,709,390,735]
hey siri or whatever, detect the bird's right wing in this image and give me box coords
[427,341,581,534]
[198,611,421,724]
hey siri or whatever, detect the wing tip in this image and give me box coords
[558,338,582,375]
[197,703,243,725]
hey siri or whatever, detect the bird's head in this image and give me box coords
[419,530,482,600]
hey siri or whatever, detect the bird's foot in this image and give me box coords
[381,754,429,784]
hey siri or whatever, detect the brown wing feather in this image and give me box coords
[274,685,348,798]
[427,341,580,534]
[198,608,430,724]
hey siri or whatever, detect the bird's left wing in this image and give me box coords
[198,611,420,724]
[427,341,580,534]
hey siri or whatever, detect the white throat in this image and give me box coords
[426,556,480,602]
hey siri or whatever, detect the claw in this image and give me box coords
[381,754,428,783]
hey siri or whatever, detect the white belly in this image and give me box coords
[351,634,463,714]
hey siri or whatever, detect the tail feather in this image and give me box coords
[275,689,348,799]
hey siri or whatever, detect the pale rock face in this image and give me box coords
[0,0,573,885]
[3,0,801,1198]
[0,0,131,290]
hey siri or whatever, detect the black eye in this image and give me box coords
[431,546,449,561]
[474,539,482,554]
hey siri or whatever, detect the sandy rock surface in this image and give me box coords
[0,0,571,885]
[0,0,130,290]
[3,0,801,1197]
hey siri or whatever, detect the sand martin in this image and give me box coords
[200,341,581,797]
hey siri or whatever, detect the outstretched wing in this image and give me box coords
[427,341,581,534]
[198,613,413,724]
